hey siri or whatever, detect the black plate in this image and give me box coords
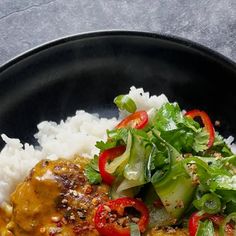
[0,31,236,148]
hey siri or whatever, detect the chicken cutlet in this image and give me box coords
[7,157,109,236]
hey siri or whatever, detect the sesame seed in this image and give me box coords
[51,216,61,223]
[40,227,46,233]
[104,205,111,212]
[61,199,68,204]
[131,217,140,223]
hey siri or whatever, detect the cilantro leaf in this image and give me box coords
[152,102,184,131]
[193,129,209,152]
[89,155,100,171]
[160,127,195,152]
[107,128,129,142]
[151,102,203,153]
[84,155,102,184]
[95,129,128,152]
[95,140,117,152]
[85,165,102,184]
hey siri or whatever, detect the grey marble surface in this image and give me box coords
[0,0,235,66]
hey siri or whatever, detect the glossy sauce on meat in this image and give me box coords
[7,157,110,236]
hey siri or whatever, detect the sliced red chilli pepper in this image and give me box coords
[185,109,215,148]
[188,212,234,236]
[94,197,149,236]
[188,212,222,236]
[189,211,208,236]
[116,110,148,129]
[98,146,126,185]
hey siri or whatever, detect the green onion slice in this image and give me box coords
[114,95,137,113]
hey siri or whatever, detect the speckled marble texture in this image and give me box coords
[0,0,235,65]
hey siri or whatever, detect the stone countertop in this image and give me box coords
[0,0,235,66]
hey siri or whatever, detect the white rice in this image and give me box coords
[0,87,168,203]
[119,86,168,118]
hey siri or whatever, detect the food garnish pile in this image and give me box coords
[85,94,236,236]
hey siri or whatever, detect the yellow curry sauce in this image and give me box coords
[3,156,110,236]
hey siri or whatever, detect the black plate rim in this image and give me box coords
[0,30,235,74]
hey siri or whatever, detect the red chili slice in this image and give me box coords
[188,212,234,236]
[98,146,126,185]
[185,109,215,148]
[94,197,149,236]
[188,212,213,236]
[116,111,148,129]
